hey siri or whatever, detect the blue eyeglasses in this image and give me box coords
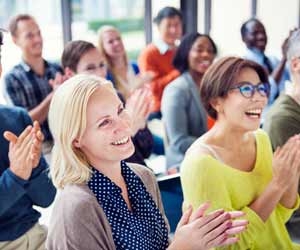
[229,82,270,98]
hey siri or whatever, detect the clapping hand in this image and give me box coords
[169,203,248,250]
[4,121,44,180]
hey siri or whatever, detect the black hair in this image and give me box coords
[173,32,217,74]
[153,6,182,25]
[240,18,262,38]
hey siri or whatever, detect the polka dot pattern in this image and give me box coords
[88,161,169,250]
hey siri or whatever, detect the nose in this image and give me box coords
[94,67,106,78]
[113,115,131,134]
[256,32,266,40]
[201,50,213,58]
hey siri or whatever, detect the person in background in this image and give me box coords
[162,32,217,169]
[98,25,153,101]
[61,40,153,166]
[138,6,182,120]
[98,28,165,156]
[241,18,290,108]
[0,28,56,250]
[46,74,247,250]
[263,29,300,151]
[4,14,63,163]
[181,56,300,249]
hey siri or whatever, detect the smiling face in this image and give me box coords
[188,36,216,74]
[73,86,134,167]
[216,67,268,131]
[243,20,267,52]
[13,18,43,58]
[101,29,125,59]
[75,48,107,77]
[158,16,182,46]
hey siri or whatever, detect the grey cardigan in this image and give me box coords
[46,163,169,250]
[161,72,207,168]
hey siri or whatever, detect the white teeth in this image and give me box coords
[245,109,262,115]
[200,60,210,66]
[112,137,129,145]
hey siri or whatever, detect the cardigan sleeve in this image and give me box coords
[46,187,116,250]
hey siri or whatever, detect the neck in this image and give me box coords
[111,56,126,68]
[189,70,203,87]
[92,160,122,183]
[23,54,44,75]
[208,120,253,149]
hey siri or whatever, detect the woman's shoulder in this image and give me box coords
[57,184,99,213]
[127,163,155,181]
[186,135,220,159]
[255,128,271,145]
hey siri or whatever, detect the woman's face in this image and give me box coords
[188,36,216,75]
[217,67,268,131]
[101,30,125,59]
[76,48,107,77]
[74,86,134,167]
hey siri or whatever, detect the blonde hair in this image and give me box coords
[98,26,129,92]
[49,74,113,188]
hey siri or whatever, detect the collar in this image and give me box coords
[154,39,173,55]
[245,47,265,58]
[20,58,48,73]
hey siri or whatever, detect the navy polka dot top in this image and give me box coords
[88,161,169,250]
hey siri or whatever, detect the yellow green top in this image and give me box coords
[181,129,300,250]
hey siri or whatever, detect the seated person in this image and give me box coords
[181,56,300,249]
[241,18,290,108]
[61,40,153,166]
[138,6,183,119]
[46,74,247,250]
[162,32,217,169]
[0,26,56,250]
[263,29,300,150]
[98,25,153,101]
[4,14,63,162]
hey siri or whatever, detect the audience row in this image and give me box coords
[1,5,300,250]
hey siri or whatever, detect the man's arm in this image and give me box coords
[0,169,27,216]
[28,92,53,124]
[26,159,56,207]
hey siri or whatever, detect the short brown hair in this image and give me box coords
[9,14,34,37]
[61,40,96,72]
[200,56,269,120]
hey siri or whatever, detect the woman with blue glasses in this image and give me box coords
[181,56,300,249]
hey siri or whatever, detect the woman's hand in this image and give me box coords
[126,88,152,135]
[168,203,247,250]
[272,135,300,191]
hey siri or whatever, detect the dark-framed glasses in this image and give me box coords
[229,82,270,98]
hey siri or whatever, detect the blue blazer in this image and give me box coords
[161,72,207,168]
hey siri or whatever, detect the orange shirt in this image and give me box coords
[138,44,179,112]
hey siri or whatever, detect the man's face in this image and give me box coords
[243,20,267,53]
[157,16,182,47]
[13,18,43,58]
